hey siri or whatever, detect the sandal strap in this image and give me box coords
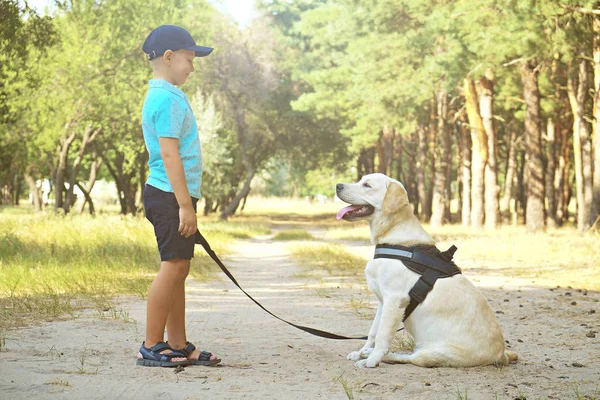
[166,341,214,361]
[182,342,196,356]
[140,342,186,361]
[168,341,196,357]
[148,342,171,353]
[198,350,213,361]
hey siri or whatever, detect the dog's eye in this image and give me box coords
[363,182,371,188]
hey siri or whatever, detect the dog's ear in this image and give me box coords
[381,182,408,215]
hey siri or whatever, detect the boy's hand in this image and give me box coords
[178,204,198,238]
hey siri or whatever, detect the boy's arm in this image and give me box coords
[159,137,197,238]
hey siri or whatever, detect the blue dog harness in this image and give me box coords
[373,244,461,321]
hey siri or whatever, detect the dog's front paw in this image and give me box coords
[347,348,373,361]
[355,352,383,368]
[355,357,379,368]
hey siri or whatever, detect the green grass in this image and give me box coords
[323,224,370,242]
[288,242,366,274]
[272,229,314,241]
[333,371,359,400]
[0,212,269,330]
[426,224,600,291]
[347,295,373,319]
[391,331,415,352]
[319,221,600,291]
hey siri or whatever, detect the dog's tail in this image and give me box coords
[502,350,518,365]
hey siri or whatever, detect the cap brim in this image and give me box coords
[186,45,213,57]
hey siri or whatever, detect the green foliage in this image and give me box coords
[272,229,314,241]
[0,0,58,199]
[191,91,237,202]
[288,242,366,274]
[1,0,595,221]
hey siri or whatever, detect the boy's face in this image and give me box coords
[163,49,196,86]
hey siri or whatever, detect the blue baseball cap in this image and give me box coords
[142,25,213,60]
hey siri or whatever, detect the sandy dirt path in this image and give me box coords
[1,229,599,400]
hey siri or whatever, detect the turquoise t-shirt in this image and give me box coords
[141,79,202,199]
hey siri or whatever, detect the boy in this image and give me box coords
[137,24,220,367]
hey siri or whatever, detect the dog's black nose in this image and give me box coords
[336,184,344,192]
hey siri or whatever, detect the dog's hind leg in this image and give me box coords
[347,303,382,361]
[383,347,459,368]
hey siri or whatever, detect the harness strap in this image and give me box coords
[194,230,371,340]
[374,244,461,322]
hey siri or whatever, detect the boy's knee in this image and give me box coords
[161,258,191,278]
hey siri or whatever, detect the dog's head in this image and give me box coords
[335,173,410,222]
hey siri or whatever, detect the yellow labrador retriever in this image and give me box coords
[336,173,517,368]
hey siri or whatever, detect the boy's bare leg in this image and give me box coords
[165,262,189,349]
[166,262,219,362]
[144,258,189,361]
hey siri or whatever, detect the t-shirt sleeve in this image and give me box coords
[153,97,186,138]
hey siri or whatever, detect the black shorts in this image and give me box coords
[143,184,198,261]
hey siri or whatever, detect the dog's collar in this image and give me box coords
[374,244,461,322]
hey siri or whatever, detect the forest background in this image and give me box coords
[2,0,600,233]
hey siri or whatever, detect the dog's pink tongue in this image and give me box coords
[336,205,363,220]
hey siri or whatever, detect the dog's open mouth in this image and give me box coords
[336,204,375,220]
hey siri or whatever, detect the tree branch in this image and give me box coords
[560,4,600,15]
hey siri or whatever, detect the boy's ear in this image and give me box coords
[381,182,409,215]
[162,49,174,64]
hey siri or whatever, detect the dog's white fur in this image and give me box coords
[337,173,517,368]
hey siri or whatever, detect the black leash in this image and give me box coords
[194,230,369,340]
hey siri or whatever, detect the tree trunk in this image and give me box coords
[517,148,527,224]
[64,126,101,213]
[545,118,558,228]
[76,182,95,215]
[219,168,256,220]
[357,148,367,181]
[395,131,403,182]
[555,126,570,226]
[416,125,429,220]
[568,56,593,231]
[589,215,600,234]
[377,127,395,175]
[24,173,41,211]
[501,130,518,224]
[464,78,487,229]
[406,131,420,215]
[425,102,436,221]
[357,147,376,179]
[480,71,499,229]
[102,150,138,215]
[592,16,600,225]
[54,128,76,212]
[522,59,546,233]
[13,174,21,206]
[376,130,385,173]
[430,88,450,228]
[78,154,103,214]
[459,119,472,227]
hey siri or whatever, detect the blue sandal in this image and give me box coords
[136,341,190,367]
[169,341,221,366]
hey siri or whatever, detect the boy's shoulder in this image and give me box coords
[143,84,188,115]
